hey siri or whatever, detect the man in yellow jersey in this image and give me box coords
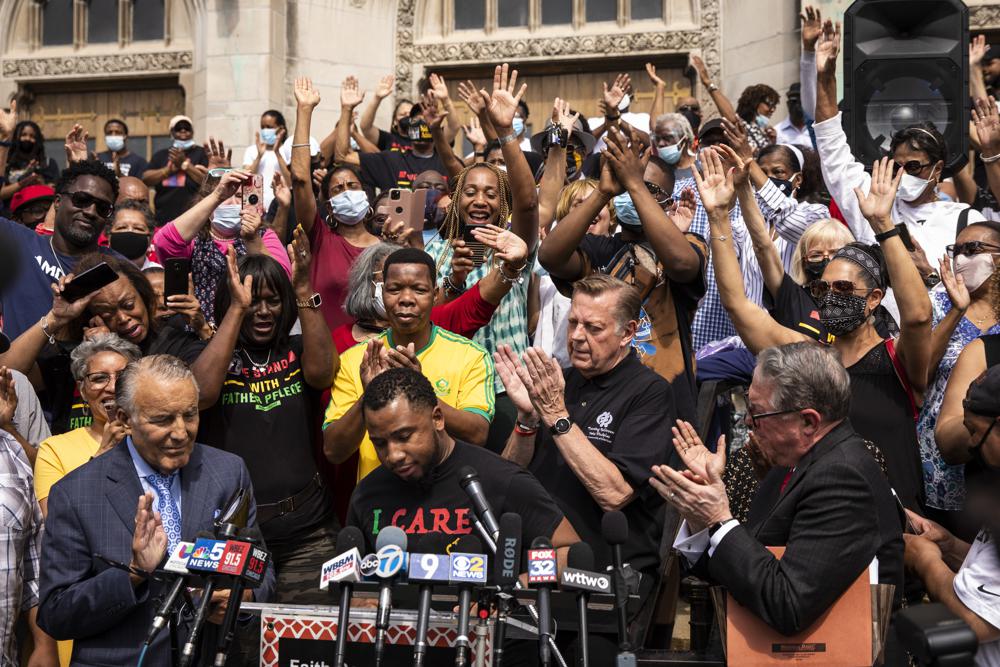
[323,247,495,480]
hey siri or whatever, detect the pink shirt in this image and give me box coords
[153,222,292,276]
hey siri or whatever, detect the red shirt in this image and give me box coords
[309,216,369,332]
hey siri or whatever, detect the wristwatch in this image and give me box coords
[549,416,572,436]
[923,271,941,288]
[296,293,322,309]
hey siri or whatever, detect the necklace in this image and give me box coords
[49,235,67,277]
[241,347,272,372]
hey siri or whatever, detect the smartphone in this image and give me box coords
[895,224,916,252]
[386,188,429,234]
[62,262,118,302]
[16,166,36,183]
[240,174,264,216]
[462,223,489,268]
[163,258,191,304]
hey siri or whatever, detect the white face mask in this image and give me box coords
[954,253,998,293]
[328,190,369,226]
[897,171,935,203]
[211,204,243,237]
[372,281,386,318]
[618,93,631,112]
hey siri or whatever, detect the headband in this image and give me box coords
[835,245,883,289]
[779,143,804,171]
[907,126,940,147]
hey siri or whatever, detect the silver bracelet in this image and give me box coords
[39,316,56,345]
[497,131,519,146]
[498,262,525,285]
[710,234,728,242]
[982,151,1000,164]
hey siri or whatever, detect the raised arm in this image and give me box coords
[427,73,462,145]
[458,80,498,145]
[646,64,667,130]
[855,157,932,394]
[288,228,338,388]
[290,77,321,234]
[537,99,577,230]
[799,5,822,118]
[166,169,250,242]
[970,35,990,104]
[422,93,465,181]
[927,256,970,384]
[480,64,539,248]
[814,19,841,124]
[972,96,1000,207]
[333,76,365,168]
[360,74,394,145]
[690,55,737,124]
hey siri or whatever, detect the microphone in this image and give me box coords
[141,539,198,649]
[408,533,450,667]
[458,466,500,541]
[374,526,408,667]
[212,531,271,666]
[528,536,558,667]
[491,513,522,667]
[601,510,633,659]
[560,543,610,667]
[328,526,365,667]
[450,535,487,667]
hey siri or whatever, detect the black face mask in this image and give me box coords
[788,99,805,124]
[109,231,150,260]
[681,109,702,134]
[818,291,869,336]
[770,176,796,198]
[803,258,830,282]
[17,139,35,153]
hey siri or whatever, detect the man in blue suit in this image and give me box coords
[37,354,275,666]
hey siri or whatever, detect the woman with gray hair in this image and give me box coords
[34,333,141,517]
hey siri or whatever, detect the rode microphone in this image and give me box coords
[561,543,610,667]
[491,513,522,667]
[450,535,487,667]
[409,533,450,667]
[330,526,365,667]
[458,466,500,542]
[374,526,408,667]
[601,510,633,660]
[528,536,558,667]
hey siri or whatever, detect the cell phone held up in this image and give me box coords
[61,262,118,302]
[163,258,191,305]
[239,174,264,216]
[386,188,428,234]
[462,224,489,268]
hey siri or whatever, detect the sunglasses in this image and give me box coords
[946,241,1000,257]
[677,105,700,113]
[208,167,233,178]
[63,190,114,218]
[892,160,933,176]
[644,181,673,207]
[809,278,871,299]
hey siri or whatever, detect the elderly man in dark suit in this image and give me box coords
[37,354,275,667]
[651,342,904,636]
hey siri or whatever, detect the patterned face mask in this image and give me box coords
[818,291,868,336]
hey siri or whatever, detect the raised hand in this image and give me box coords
[668,187,696,233]
[420,93,447,130]
[971,34,989,69]
[715,142,750,188]
[853,156,901,232]
[721,118,753,161]
[597,153,625,198]
[516,348,567,426]
[973,96,1000,158]
[375,73,395,100]
[939,253,970,312]
[645,63,666,88]
[800,5,823,52]
[471,224,528,266]
[603,126,648,192]
[225,245,253,312]
[360,339,390,388]
[689,54,712,86]
[213,168,251,202]
[692,146,736,214]
[341,75,365,110]
[463,116,487,149]
[131,492,168,573]
[428,73,450,101]
[458,80,486,116]
[272,171,291,209]
[816,19,841,75]
[0,99,17,142]
[286,226,313,294]
[294,76,321,109]
[551,97,579,135]
[205,137,232,169]
[602,73,631,112]
[0,367,17,429]
[479,64,527,132]
[64,124,90,164]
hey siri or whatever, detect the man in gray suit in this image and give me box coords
[37,355,275,666]
[652,342,904,636]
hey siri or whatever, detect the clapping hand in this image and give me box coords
[603,126,649,192]
[668,187,696,233]
[721,118,753,162]
[512,348,567,427]
[286,226,313,295]
[493,344,537,421]
[650,420,732,532]
[386,342,422,372]
[359,339,390,388]
[666,420,726,483]
[853,156,901,233]
[479,64,527,134]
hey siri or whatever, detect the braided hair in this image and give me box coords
[435,162,513,271]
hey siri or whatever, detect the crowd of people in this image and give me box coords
[0,5,999,666]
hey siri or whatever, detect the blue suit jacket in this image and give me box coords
[37,441,276,667]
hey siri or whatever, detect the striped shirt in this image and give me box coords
[0,432,41,666]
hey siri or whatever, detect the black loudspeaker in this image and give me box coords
[842,0,968,172]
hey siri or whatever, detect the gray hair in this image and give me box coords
[70,333,142,381]
[116,355,199,418]
[654,113,695,144]
[755,342,850,422]
[343,241,402,321]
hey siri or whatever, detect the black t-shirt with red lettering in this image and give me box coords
[359,150,447,192]
[346,440,564,554]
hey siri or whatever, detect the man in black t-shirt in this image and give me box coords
[347,368,579,557]
[96,119,149,179]
[141,115,208,225]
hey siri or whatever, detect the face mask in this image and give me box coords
[897,171,934,202]
[818,291,869,336]
[17,139,34,153]
[513,118,525,137]
[211,204,243,237]
[788,99,805,124]
[769,174,799,198]
[329,189,369,226]
[372,281,386,318]
[349,137,359,151]
[756,113,770,129]
[566,150,582,180]
[260,128,278,146]
[613,193,641,230]
[657,140,684,165]
[109,231,149,260]
[105,135,125,152]
[803,258,830,282]
[618,94,631,112]
[954,253,998,293]
[681,110,701,133]
[173,138,195,150]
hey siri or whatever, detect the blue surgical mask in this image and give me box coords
[755,114,770,129]
[105,135,125,152]
[329,190,369,226]
[372,281,386,318]
[612,193,641,230]
[513,118,525,137]
[211,204,243,237]
[260,128,278,146]
[173,138,195,150]
[657,140,683,165]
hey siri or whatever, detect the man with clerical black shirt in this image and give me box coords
[346,367,579,559]
[497,274,673,598]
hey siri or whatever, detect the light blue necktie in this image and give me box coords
[146,473,181,552]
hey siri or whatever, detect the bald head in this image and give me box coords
[117,176,149,204]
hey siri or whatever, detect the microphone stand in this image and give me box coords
[335,578,353,667]
[577,590,590,667]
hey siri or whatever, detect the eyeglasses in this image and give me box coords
[743,391,802,428]
[84,370,124,389]
[946,241,1000,257]
[892,160,933,176]
[63,191,114,218]
[805,252,836,263]
[644,181,673,207]
[677,105,700,113]
[808,279,871,299]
